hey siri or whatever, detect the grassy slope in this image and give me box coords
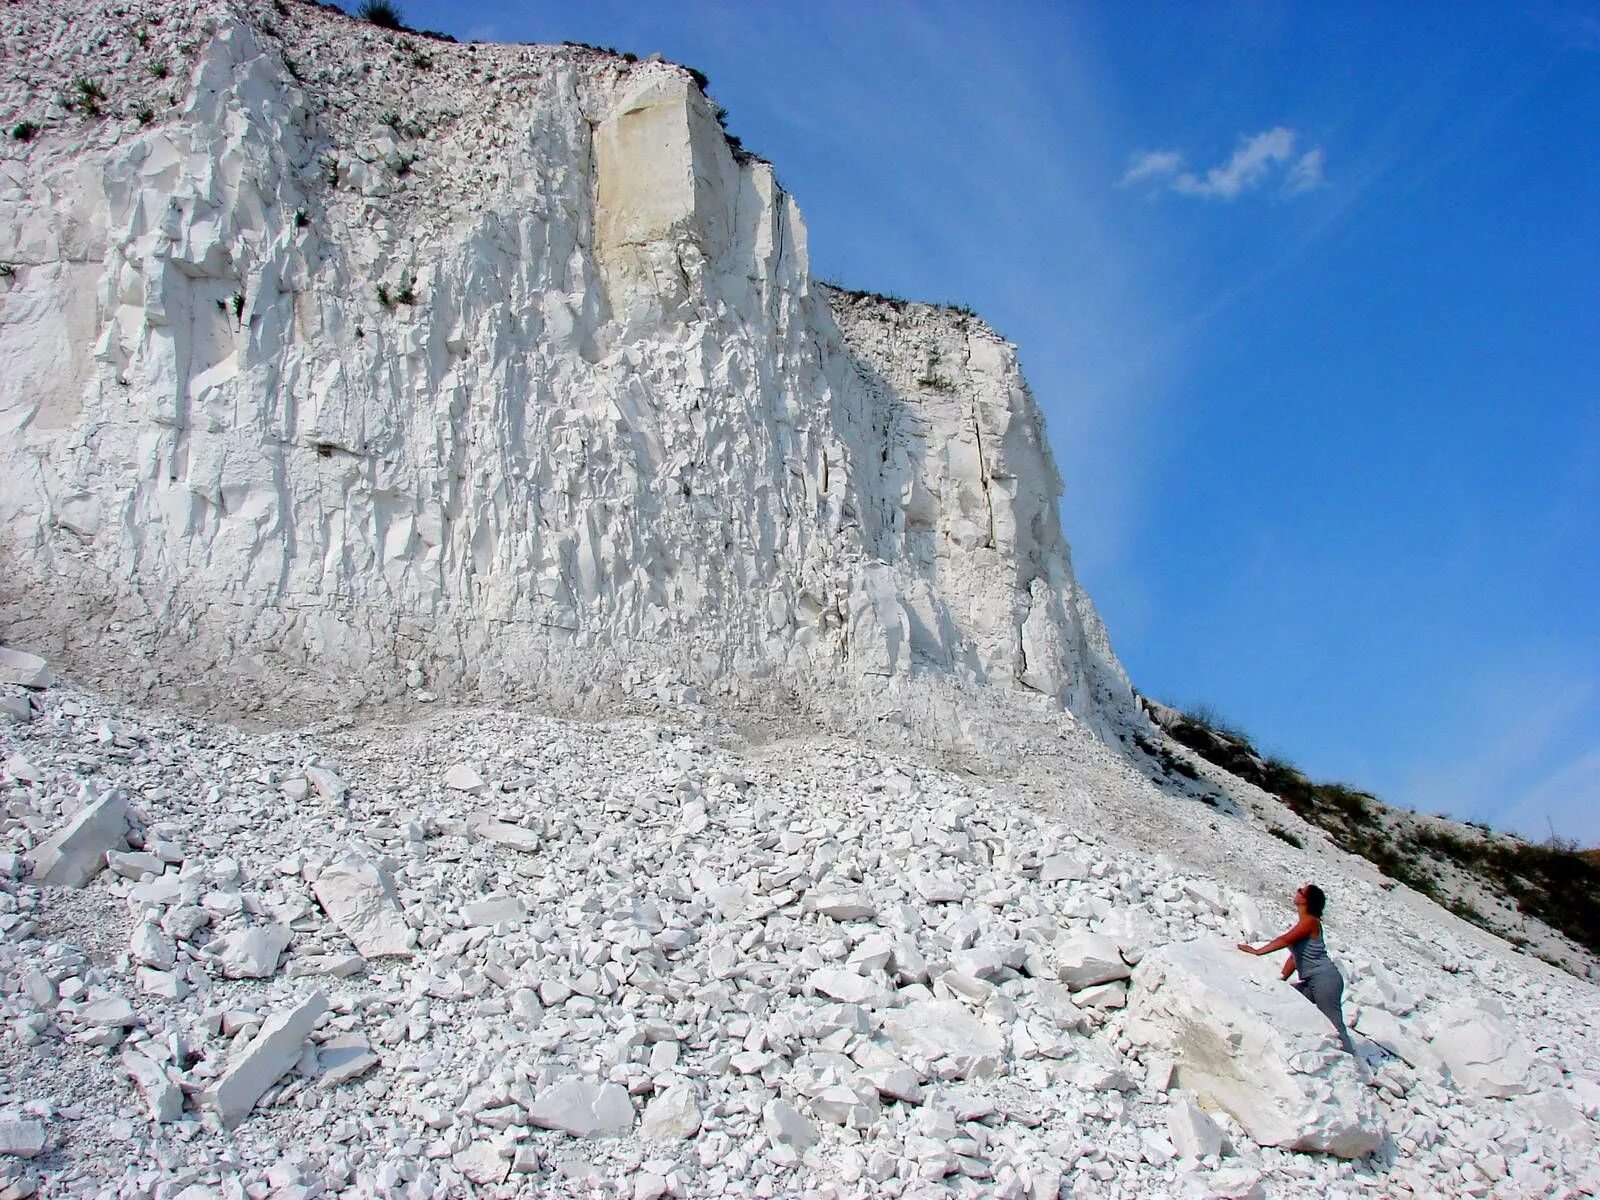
[1141,699,1600,969]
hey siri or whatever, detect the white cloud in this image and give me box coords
[1172,126,1297,198]
[1122,127,1326,200]
[1284,147,1326,195]
[1118,150,1183,187]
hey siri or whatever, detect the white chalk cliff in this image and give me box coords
[0,0,1132,741]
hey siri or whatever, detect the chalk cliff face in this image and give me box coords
[0,0,1133,739]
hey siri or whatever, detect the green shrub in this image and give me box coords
[11,121,39,142]
[64,77,106,117]
[357,0,404,31]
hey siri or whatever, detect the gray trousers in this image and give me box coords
[1294,968,1356,1055]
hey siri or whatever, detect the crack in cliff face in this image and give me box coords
[0,0,1138,749]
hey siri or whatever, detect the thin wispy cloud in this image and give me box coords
[1283,146,1326,195]
[1119,127,1326,199]
[1119,150,1184,187]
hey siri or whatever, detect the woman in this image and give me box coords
[1237,883,1356,1055]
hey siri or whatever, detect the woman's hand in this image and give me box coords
[1236,942,1258,955]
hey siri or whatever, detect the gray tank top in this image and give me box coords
[1289,927,1335,978]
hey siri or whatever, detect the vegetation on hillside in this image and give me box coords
[1144,698,1600,963]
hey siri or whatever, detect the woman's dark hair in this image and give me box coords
[1303,884,1326,917]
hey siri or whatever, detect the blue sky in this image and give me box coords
[383,2,1599,845]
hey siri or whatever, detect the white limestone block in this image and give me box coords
[914,874,967,903]
[882,999,1005,1079]
[809,967,883,1006]
[640,1083,701,1142]
[1040,852,1089,883]
[461,895,527,927]
[216,924,291,978]
[1353,1008,1443,1080]
[1426,1001,1535,1099]
[107,850,166,880]
[809,892,877,921]
[1075,980,1128,1009]
[444,764,488,794]
[304,765,347,805]
[527,1077,634,1137]
[452,1142,509,1186]
[1028,980,1088,1033]
[809,1082,879,1128]
[762,1098,819,1149]
[80,997,138,1027]
[319,1034,379,1086]
[0,1118,45,1158]
[1168,1095,1224,1160]
[1129,939,1383,1158]
[29,787,128,887]
[4,755,41,783]
[472,818,541,853]
[312,853,415,957]
[0,647,53,689]
[202,992,328,1128]
[1055,931,1131,991]
[131,920,177,970]
[122,1050,184,1123]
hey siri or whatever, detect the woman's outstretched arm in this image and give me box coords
[1236,914,1318,956]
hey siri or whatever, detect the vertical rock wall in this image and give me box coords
[0,0,1135,747]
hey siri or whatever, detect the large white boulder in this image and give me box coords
[1129,939,1382,1158]
[1426,1000,1535,1099]
[312,853,415,958]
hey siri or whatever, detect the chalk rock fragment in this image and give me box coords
[472,818,541,853]
[444,764,487,794]
[1055,931,1131,991]
[527,1077,634,1137]
[883,999,1005,1079]
[0,1119,46,1158]
[304,765,347,805]
[809,967,883,1006]
[762,1098,819,1149]
[640,1083,701,1142]
[312,853,415,958]
[809,891,877,921]
[451,1139,505,1190]
[0,647,53,689]
[122,1050,184,1123]
[1129,939,1382,1158]
[453,1141,509,1186]
[202,992,328,1128]
[319,1034,379,1086]
[1040,852,1089,883]
[216,924,291,978]
[130,920,176,970]
[29,787,128,887]
[1168,1095,1224,1159]
[80,996,138,1027]
[1427,1001,1535,1099]
[461,895,527,927]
